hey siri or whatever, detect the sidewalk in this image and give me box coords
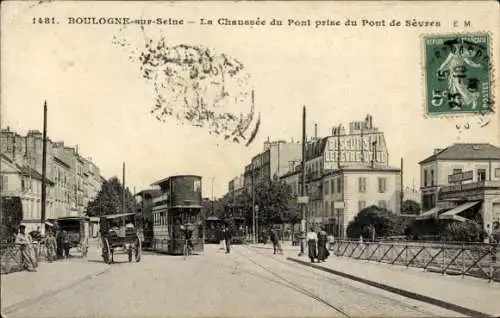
[286,253,500,317]
[1,247,109,314]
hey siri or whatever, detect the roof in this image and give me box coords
[306,137,328,160]
[419,143,500,164]
[151,175,201,186]
[323,166,401,177]
[53,156,71,169]
[19,166,55,185]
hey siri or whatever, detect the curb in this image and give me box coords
[249,245,300,252]
[2,264,110,315]
[286,257,492,318]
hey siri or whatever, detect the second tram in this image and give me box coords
[225,203,247,244]
[204,216,223,244]
[150,175,204,255]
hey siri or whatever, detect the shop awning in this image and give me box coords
[439,201,481,221]
[415,207,443,220]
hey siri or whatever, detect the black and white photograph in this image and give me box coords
[1,1,499,317]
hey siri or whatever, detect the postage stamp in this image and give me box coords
[423,33,493,116]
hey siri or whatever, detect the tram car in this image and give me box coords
[150,175,204,255]
[134,189,162,249]
[225,203,247,244]
[204,216,223,244]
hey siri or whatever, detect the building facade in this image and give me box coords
[1,127,104,227]
[418,143,500,229]
[319,167,401,236]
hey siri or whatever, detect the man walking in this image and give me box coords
[270,228,283,255]
[224,225,232,254]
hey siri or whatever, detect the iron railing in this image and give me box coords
[331,240,500,282]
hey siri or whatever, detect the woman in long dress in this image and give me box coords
[307,229,318,263]
[15,224,37,272]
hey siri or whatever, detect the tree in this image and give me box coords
[86,177,136,217]
[222,179,295,229]
[401,200,421,215]
[346,205,401,239]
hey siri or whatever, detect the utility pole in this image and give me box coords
[252,170,256,244]
[41,101,48,232]
[299,106,306,256]
[211,177,215,216]
[122,162,125,215]
[400,157,404,213]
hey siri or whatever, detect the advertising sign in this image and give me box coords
[323,133,388,170]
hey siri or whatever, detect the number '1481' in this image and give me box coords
[33,17,56,24]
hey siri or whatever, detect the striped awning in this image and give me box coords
[439,201,481,221]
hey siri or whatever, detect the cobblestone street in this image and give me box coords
[3,244,464,317]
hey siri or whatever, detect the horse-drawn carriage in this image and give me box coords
[56,216,90,257]
[99,213,142,264]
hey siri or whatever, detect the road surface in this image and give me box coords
[7,244,464,317]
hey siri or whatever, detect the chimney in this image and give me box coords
[433,148,442,155]
[314,123,318,138]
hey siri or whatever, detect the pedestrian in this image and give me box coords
[62,230,71,259]
[56,227,64,260]
[224,224,232,254]
[45,229,57,262]
[15,224,37,272]
[270,228,283,255]
[317,226,329,262]
[306,228,318,263]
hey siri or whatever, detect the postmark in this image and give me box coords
[423,33,493,117]
[112,27,260,147]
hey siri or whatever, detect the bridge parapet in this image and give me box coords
[331,240,500,282]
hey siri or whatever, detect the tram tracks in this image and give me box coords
[233,248,352,317]
[237,246,464,317]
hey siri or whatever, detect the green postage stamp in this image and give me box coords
[423,33,493,116]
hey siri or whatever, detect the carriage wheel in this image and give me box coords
[102,238,111,264]
[135,235,142,262]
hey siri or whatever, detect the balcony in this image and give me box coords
[439,180,500,200]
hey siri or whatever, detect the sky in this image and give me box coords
[2,1,499,198]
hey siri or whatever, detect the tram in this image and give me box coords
[150,175,204,255]
[134,189,162,249]
[225,203,247,244]
[204,216,223,244]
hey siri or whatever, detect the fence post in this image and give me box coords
[442,247,446,275]
[462,243,465,278]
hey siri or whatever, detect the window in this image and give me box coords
[453,168,462,175]
[337,178,342,192]
[358,200,366,212]
[358,177,366,193]
[324,181,329,195]
[424,170,428,187]
[21,179,25,192]
[325,202,329,216]
[0,176,7,192]
[331,180,334,193]
[378,200,387,209]
[430,170,435,186]
[477,169,487,182]
[378,177,387,193]
[496,168,500,178]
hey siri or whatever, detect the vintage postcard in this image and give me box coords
[1,1,499,317]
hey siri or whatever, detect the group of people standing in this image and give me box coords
[14,223,72,272]
[307,226,330,263]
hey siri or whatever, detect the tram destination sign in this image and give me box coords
[448,170,473,184]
